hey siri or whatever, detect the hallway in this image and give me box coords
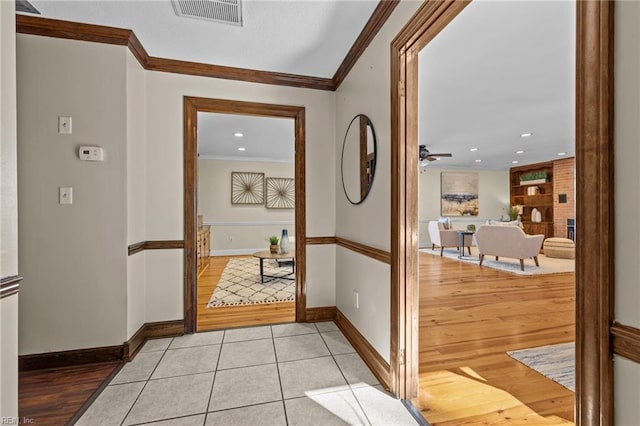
[77,322,418,425]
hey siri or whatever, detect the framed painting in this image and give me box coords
[441,172,479,216]
[266,177,295,209]
[231,172,264,205]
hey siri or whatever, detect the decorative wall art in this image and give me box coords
[266,177,295,209]
[441,172,479,216]
[231,172,264,205]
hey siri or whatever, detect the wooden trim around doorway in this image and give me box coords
[183,97,306,333]
[390,2,615,426]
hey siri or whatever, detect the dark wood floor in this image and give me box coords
[19,362,121,425]
[417,251,575,425]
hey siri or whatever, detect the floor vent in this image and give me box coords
[171,0,242,26]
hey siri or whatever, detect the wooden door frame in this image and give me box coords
[390,1,615,425]
[183,97,307,334]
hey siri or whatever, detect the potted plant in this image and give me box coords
[508,205,520,221]
[519,171,548,185]
[269,236,279,254]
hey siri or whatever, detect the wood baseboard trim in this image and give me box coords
[335,308,391,389]
[20,320,185,370]
[0,275,23,299]
[335,237,391,264]
[611,322,640,364]
[19,345,125,371]
[305,236,337,245]
[128,240,185,255]
[124,320,185,360]
[304,306,338,322]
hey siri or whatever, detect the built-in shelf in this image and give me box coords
[510,161,555,239]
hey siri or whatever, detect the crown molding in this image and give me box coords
[16,1,398,92]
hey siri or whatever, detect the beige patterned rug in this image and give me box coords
[207,257,295,308]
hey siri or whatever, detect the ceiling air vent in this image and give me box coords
[171,0,243,26]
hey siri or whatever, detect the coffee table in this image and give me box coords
[252,251,296,284]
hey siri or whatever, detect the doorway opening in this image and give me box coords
[183,97,306,334]
[390,1,614,425]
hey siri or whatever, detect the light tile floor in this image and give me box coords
[76,322,419,426]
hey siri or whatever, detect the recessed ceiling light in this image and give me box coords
[521,133,533,138]
[515,150,525,154]
[234,132,244,138]
[237,147,246,151]
[512,160,519,164]
[475,159,482,163]
[558,152,567,156]
[469,148,478,152]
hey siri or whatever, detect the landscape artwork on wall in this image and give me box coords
[441,172,479,216]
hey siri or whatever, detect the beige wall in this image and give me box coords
[143,70,337,317]
[614,1,640,423]
[0,0,19,416]
[418,168,509,246]
[198,159,294,253]
[335,0,422,362]
[126,50,147,337]
[17,35,129,354]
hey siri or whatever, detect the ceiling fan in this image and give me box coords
[419,145,453,162]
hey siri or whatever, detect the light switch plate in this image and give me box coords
[58,116,72,134]
[59,187,72,204]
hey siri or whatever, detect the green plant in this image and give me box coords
[508,205,520,220]
[520,171,548,181]
[269,236,279,245]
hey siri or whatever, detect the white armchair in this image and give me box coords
[427,221,472,256]
[474,225,544,271]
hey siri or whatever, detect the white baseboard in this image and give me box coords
[210,248,266,256]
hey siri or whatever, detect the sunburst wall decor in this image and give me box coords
[231,172,264,205]
[266,177,295,209]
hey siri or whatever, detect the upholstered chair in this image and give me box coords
[427,221,472,256]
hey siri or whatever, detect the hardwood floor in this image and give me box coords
[196,255,295,331]
[19,362,121,425]
[417,251,575,425]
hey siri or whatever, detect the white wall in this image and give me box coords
[614,1,640,423]
[418,167,509,246]
[126,50,147,337]
[198,159,294,253]
[17,35,128,353]
[0,0,19,416]
[335,0,422,362]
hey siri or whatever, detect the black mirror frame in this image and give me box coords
[341,114,377,205]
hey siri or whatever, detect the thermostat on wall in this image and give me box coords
[79,146,104,161]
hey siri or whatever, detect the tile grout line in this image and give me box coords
[118,337,175,426]
[204,329,226,423]
[270,324,290,426]
[316,323,374,426]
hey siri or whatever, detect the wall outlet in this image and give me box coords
[229,236,234,242]
[353,290,359,309]
[59,187,72,205]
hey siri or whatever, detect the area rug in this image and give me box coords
[419,246,574,276]
[207,257,295,308]
[507,342,575,391]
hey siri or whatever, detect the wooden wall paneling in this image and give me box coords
[335,309,391,389]
[333,0,401,88]
[0,275,22,299]
[553,157,576,238]
[304,306,338,322]
[335,237,391,264]
[305,236,337,245]
[575,1,615,425]
[183,97,306,330]
[611,323,640,364]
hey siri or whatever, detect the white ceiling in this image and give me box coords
[197,112,294,162]
[28,0,379,78]
[24,1,576,168]
[419,0,575,170]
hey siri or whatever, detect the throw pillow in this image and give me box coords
[438,217,451,229]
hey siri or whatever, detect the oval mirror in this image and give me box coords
[341,114,377,205]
